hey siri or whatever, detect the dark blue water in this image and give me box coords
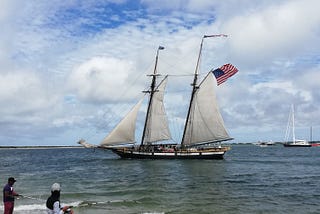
[0,145,319,213]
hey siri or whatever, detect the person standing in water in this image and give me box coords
[46,183,73,214]
[3,177,20,214]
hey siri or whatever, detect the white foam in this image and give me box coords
[0,203,45,213]
[15,204,44,211]
[66,200,82,207]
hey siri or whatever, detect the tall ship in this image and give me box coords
[79,35,238,159]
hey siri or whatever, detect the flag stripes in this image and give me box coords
[211,63,238,85]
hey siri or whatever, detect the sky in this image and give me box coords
[0,0,320,146]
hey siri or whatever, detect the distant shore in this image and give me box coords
[0,146,83,149]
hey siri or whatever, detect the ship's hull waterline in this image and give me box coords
[283,144,312,147]
[107,147,230,159]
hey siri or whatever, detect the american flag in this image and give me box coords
[211,63,238,85]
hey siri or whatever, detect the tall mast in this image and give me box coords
[141,46,164,145]
[181,34,228,147]
[180,37,204,147]
[292,104,296,143]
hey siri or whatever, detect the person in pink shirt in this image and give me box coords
[2,177,19,214]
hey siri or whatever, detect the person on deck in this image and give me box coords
[3,177,20,214]
[46,183,73,214]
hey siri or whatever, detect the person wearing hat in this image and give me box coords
[46,183,62,214]
[2,177,20,214]
[46,183,73,214]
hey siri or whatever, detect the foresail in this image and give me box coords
[143,76,172,143]
[182,72,230,146]
[100,98,144,146]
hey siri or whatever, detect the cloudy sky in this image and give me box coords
[1,0,319,146]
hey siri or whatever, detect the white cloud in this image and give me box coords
[298,67,320,91]
[222,0,320,66]
[0,71,56,116]
[68,57,138,103]
[0,70,64,145]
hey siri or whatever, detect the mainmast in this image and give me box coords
[180,37,204,147]
[292,104,296,143]
[141,46,165,146]
[181,34,227,147]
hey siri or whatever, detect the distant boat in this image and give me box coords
[309,126,320,147]
[79,35,238,159]
[257,141,275,147]
[283,105,311,147]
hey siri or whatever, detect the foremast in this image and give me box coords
[100,46,170,148]
[141,46,166,146]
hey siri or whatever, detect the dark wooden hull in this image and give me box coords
[283,144,312,147]
[109,147,229,159]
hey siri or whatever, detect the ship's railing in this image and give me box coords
[117,145,230,153]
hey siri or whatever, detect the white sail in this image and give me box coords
[143,76,172,143]
[100,98,143,146]
[182,72,230,146]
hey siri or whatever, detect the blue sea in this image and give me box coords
[0,145,320,214]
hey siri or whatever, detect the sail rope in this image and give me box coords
[20,194,45,202]
[167,74,194,77]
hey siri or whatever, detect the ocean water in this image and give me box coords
[0,145,319,214]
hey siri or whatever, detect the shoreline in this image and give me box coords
[0,146,83,150]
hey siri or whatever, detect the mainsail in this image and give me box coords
[182,72,230,146]
[181,35,232,147]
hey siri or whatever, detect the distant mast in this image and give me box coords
[292,104,295,143]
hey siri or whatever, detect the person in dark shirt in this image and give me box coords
[46,183,62,214]
[46,183,73,214]
[3,177,19,214]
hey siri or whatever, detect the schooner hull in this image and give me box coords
[109,147,229,159]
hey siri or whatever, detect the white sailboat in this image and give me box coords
[283,105,311,147]
[79,35,236,159]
